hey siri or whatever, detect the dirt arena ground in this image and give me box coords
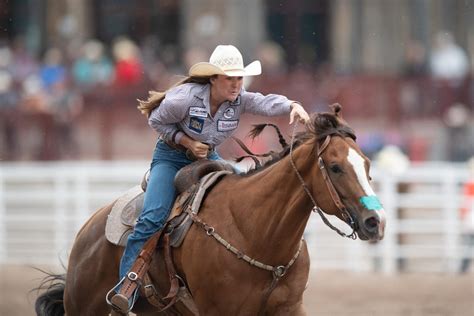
[1,264,472,316]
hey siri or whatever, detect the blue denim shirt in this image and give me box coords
[148,83,292,147]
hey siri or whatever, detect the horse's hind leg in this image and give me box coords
[63,206,122,315]
[64,282,114,316]
[64,238,120,315]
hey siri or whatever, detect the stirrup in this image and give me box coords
[105,276,139,314]
[105,276,125,306]
[110,293,132,315]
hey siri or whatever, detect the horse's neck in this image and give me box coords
[229,143,315,263]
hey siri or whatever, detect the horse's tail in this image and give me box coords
[33,271,66,316]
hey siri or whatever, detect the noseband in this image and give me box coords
[289,123,357,239]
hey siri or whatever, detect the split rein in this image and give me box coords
[289,122,357,240]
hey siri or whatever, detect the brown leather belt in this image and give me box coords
[164,140,188,153]
[164,140,215,160]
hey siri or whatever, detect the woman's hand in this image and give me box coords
[289,102,310,124]
[180,136,209,159]
[188,141,210,159]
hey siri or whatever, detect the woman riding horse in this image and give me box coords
[108,44,310,313]
[35,47,386,316]
[35,105,386,316]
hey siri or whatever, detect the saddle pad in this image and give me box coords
[105,170,233,247]
[105,184,191,247]
[105,185,144,246]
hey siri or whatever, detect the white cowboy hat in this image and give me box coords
[189,45,261,77]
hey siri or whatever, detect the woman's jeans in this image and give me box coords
[119,140,222,279]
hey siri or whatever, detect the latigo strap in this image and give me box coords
[117,230,163,304]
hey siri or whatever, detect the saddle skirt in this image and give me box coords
[105,185,144,246]
[105,170,232,247]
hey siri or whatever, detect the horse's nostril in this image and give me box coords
[364,216,379,231]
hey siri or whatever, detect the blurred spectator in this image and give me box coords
[403,39,428,78]
[183,46,208,71]
[0,45,20,160]
[459,157,474,273]
[72,39,113,91]
[256,41,287,76]
[22,47,83,160]
[400,39,428,117]
[429,31,469,83]
[21,74,48,113]
[429,31,470,117]
[45,77,83,159]
[159,44,180,72]
[248,41,288,90]
[41,47,83,158]
[0,44,12,75]
[374,145,410,175]
[139,36,171,87]
[40,48,67,93]
[442,103,473,162]
[112,36,144,86]
[9,36,39,85]
[358,132,385,159]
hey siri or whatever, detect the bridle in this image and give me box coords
[289,122,357,240]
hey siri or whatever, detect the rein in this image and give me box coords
[185,207,303,273]
[289,122,357,240]
[185,208,304,316]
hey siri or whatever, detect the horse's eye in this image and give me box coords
[330,164,342,174]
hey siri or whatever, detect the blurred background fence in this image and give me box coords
[0,161,470,274]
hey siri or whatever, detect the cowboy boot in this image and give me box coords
[110,272,139,315]
[107,231,163,314]
[107,274,140,315]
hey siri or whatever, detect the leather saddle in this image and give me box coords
[105,160,234,247]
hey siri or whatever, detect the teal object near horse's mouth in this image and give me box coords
[360,196,383,210]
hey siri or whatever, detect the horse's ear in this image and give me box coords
[330,103,342,117]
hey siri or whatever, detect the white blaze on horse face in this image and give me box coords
[347,148,376,196]
[347,148,386,238]
[347,148,386,214]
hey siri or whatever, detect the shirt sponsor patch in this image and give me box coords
[217,119,239,132]
[223,107,235,119]
[189,107,208,118]
[189,117,205,133]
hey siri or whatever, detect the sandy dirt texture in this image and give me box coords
[1,265,473,316]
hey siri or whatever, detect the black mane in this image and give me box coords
[240,107,356,175]
[310,111,356,142]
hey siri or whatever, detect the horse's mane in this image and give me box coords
[241,104,356,175]
[307,104,356,142]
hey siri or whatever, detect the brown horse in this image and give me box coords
[35,105,385,315]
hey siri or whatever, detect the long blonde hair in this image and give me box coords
[137,76,212,117]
